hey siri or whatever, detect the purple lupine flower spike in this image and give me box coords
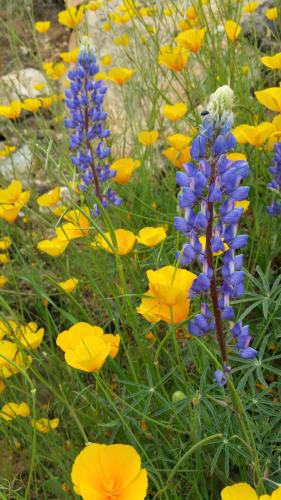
[64,37,121,215]
[174,86,258,385]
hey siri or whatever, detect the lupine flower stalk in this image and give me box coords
[174,86,258,383]
[267,142,281,216]
[64,37,121,214]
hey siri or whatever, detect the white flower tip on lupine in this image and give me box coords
[80,36,95,54]
[207,85,234,125]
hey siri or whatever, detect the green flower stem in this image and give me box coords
[227,377,265,493]
[153,433,223,499]
[0,353,37,500]
[96,373,169,499]
[29,366,88,443]
[192,339,265,493]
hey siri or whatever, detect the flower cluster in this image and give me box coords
[174,86,258,367]
[64,38,121,214]
[267,142,281,216]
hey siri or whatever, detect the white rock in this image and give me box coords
[0,144,33,184]
[0,68,48,105]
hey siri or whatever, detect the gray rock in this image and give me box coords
[242,0,280,53]
[0,144,33,184]
[0,68,48,105]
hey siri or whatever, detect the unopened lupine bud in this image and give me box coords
[207,85,234,126]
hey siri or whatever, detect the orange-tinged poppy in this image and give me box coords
[56,322,120,372]
[224,20,241,42]
[22,98,42,113]
[32,417,59,433]
[186,5,197,20]
[138,130,159,146]
[60,48,79,64]
[268,114,281,149]
[138,6,156,17]
[96,67,135,85]
[226,152,247,161]
[113,33,130,46]
[232,122,274,147]
[199,236,229,256]
[221,483,258,500]
[243,2,258,14]
[37,187,61,207]
[0,180,26,204]
[164,8,174,16]
[71,443,148,500]
[137,227,167,247]
[40,96,54,110]
[6,322,45,350]
[106,67,134,85]
[0,180,30,222]
[166,133,192,151]
[33,82,45,91]
[0,237,12,251]
[0,340,32,378]
[0,320,17,340]
[103,22,112,32]
[162,146,191,167]
[58,278,79,293]
[175,28,206,52]
[92,229,136,255]
[255,88,281,113]
[37,237,69,257]
[265,7,278,21]
[137,265,196,324]
[261,53,281,70]
[35,21,50,33]
[58,6,85,28]
[0,253,9,265]
[56,207,91,241]
[110,157,140,184]
[43,61,66,80]
[161,103,187,121]
[0,276,7,289]
[0,101,21,120]
[236,200,250,212]
[85,1,102,11]
[109,11,132,23]
[158,45,189,72]
[221,483,281,499]
[0,145,16,157]
[0,402,30,421]
[100,54,112,66]
[56,223,86,241]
